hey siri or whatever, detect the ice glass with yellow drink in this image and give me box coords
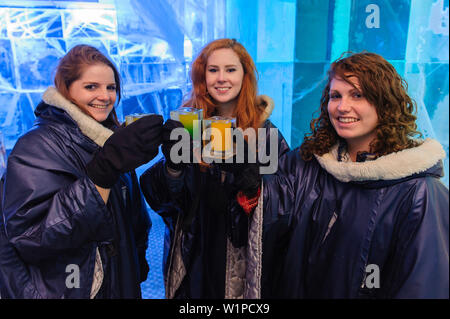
[170,107,203,137]
[202,116,236,160]
[125,113,153,126]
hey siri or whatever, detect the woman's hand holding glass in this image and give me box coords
[162,119,194,172]
[86,114,163,188]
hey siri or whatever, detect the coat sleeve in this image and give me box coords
[260,149,321,297]
[384,178,449,298]
[227,121,292,248]
[271,121,290,157]
[3,130,114,265]
[262,148,319,227]
[128,171,152,282]
[0,176,41,298]
[139,159,190,229]
[258,120,290,175]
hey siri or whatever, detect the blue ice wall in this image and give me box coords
[226,0,296,145]
[244,0,448,186]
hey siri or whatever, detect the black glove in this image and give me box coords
[233,163,261,198]
[86,114,163,188]
[162,119,193,171]
[217,131,261,198]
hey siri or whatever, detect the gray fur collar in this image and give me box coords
[42,87,113,147]
[256,95,274,123]
[314,138,446,182]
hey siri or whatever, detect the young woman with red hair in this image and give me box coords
[140,38,290,298]
[186,38,265,132]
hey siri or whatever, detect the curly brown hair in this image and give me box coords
[300,52,422,161]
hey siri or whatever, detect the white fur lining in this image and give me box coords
[42,87,113,147]
[42,87,110,298]
[90,248,103,299]
[257,95,274,123]
[314,138,446,182]
[244,181,263,299]
[224,238,246,299]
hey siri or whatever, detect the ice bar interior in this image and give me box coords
[0,0,448,298]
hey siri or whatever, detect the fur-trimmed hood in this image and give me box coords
[41,87,113,147]
[256,95,274,124]
[315,138,446,183]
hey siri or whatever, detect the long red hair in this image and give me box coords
[184,38,264,132]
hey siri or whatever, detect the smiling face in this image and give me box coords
[328,75,379,153]
[68,63,117,122]
[205,48,244,110]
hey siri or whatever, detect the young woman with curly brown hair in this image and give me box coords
[300,52,421,161]
[243,52,448,298]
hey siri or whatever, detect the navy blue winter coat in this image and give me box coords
[0,87,151,298]
[263,139,449,298]
[140,95,290,299]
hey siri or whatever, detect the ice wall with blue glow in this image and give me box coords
[225,0,297,147]
[0,0,225,152]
